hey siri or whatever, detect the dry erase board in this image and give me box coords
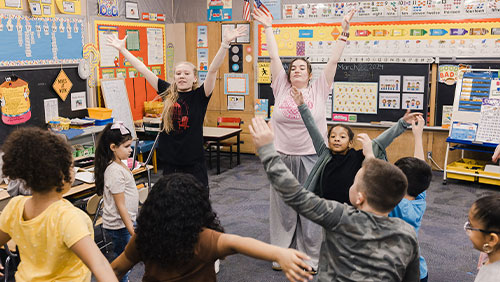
[100,78,137,138]
[258,61,430,123]
[0,66,86,145]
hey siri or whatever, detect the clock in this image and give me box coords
[78,59,90,80]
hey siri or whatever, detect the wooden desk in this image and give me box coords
[0,165,152,210]
[203,127,242,174]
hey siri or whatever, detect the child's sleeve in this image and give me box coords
[372,118,409,157]
[258,143,345,229]
[298,104,328,156]
[61,209,93,248]
[0,197,21,234]
[402,245,420,282]
[105,167,126,195]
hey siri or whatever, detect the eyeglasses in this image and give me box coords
[464,221,499,235]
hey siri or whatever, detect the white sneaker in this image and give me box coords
[215,259,220,274]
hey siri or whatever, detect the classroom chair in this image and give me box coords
[86,194,111,252]
[133,140,158,174]
[2,242,18,282]
[206,117,242,169]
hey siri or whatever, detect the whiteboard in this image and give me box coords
[100,79,137,138]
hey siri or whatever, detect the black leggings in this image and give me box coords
[162,161,209,189]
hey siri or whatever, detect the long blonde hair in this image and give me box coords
[160,62,198,133]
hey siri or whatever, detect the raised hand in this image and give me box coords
[223,25,247,45]
[341,9,356,31]
[106,34,127,52]
[249,117,274,149]
[290,86,304,106]
[412,115,425,137]
[402,109,423,124]
[252,8,272,28]
[357,133,374,158]
[493,144,500,163]
[275,248,313,282]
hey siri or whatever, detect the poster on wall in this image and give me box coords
[475,98,500,143]
[333,82,378,114]
[401,93,424,109]
[44,98,58,123]
[207,0,232,21]
[197,26,208,47]
[71,91,86,111]
[98,26,119,67]
[56,0,81,14]
[0,0,22,9]
[197,48,208,71]
[224,73,249,95]
[98,0,118,17]
[227,95,245,110]
[257,62,270,83]
[379,75,401,92]
[261,0,281,19]
[442,105,453,127]
[29,0,55,17]
[0,77,31,125]
[147,28,164,65]
[450,121,477,141]
[379,93,400,109]
[403,76,425,92]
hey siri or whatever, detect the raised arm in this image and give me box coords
[203,26,247,97]
[107,34,160,91]
[322,9,355,86]
[412,115,425,161]
[250,118,344,228]
[217,234,313,282]
[252,9,284,79]
[291,87,328,155]
[357,133,374,159]
[372,110,422,155]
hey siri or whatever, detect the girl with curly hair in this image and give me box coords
[94,122,137,282]
[111,173,313,282]
[0,127,116,281]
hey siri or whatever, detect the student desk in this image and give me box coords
[0,165,152,211]
[203,127,242,174]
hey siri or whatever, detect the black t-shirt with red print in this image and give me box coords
[157,79,211,166]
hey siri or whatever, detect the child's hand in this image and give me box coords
[402,109,423,125]
[223,25,247,45]
[275,248,313,282]
[249,118,274,149]
[412,115,425,137]
[290,86,304,106]
[106,34,126,52]
[493,144,500,163]
[252,8,273,28]
[357,133,374,158]
[341,9,356,32]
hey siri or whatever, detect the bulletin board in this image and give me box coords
[0,14,84,66]
[94,20,167,121]
[0,66,87,145]
[257,19,500,58]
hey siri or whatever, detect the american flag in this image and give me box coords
[243,0,251,21]
[253,0,273,19]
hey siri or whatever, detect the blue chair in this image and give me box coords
[132,140,158,173]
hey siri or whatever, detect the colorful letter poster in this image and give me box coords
[402,93,424,109]
[98,0,118,17]
[379,75,401,92]
[379,93,400,109]
[333,82,378,114]
[403,76,425,92]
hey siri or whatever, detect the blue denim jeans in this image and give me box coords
[104,227,131,282]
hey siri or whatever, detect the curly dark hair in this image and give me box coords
[136,173,224,266]
[2,127,72,193]
[94,123,132,196]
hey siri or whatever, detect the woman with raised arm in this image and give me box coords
[107,26,246,188]
[252,8,355,273]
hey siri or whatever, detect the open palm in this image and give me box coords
[106,34,127,51]
[252,8,272,28]
[223,26,247,44]
[342,9,356,31]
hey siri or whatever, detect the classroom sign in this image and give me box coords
[258,19,500,58]
[52,69,73,101]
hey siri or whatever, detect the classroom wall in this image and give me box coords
[86,0,174,23]
[1,0,87,15]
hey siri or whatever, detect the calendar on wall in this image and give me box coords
[475,98,500,143]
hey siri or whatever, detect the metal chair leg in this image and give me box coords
[229,145,233,168]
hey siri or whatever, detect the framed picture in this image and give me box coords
[125,1,139,19]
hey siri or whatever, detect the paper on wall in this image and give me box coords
[44,98,58,123]
[403,76,425,93]
[401,93,424,109]
[98,30,119,67]
[379,93,400,109]
[147,28,163,65]
[71,91,86,111]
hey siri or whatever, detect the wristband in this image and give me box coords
[341,31,350,38]
[221,42,230,49]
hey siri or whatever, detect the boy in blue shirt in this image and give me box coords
[389,115,432,282]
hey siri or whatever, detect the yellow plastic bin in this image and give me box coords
[87,107,112,120]
[446,158,485,182]
[478,171,500,186]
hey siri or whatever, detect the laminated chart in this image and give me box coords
[0,14,84,66]
[459,72,493,112]
[258,19,500,58]
[475,98,500,143]
[333,82,378,114]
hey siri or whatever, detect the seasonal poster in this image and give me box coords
[333,82,378,114]
[379,75,401,92]
[475,98,500,143]
[402,93,424,109]
[379,93,400,109]
[403,76,425,92]
[0,78,31,125]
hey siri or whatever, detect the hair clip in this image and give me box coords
[111,121,128,135]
